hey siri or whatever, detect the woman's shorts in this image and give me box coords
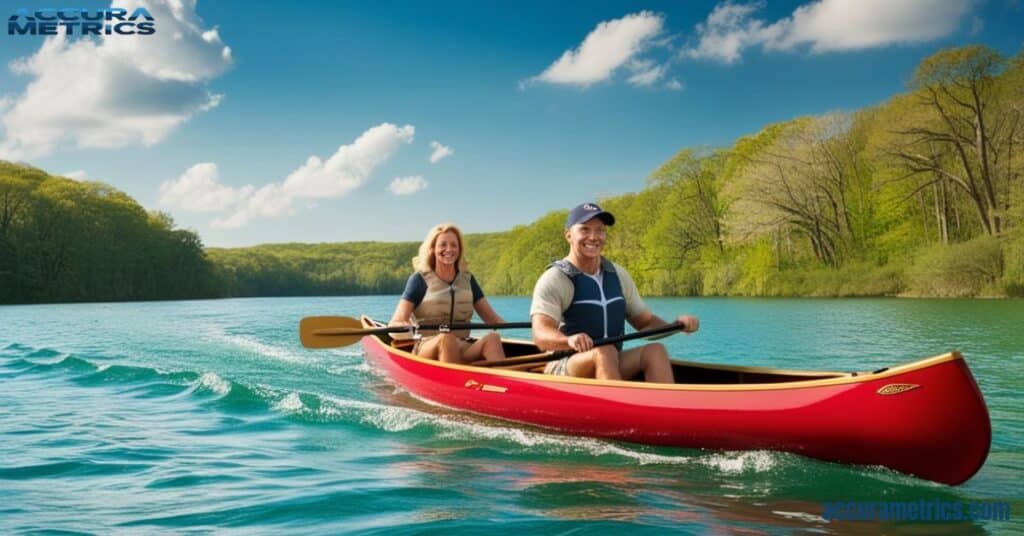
[412,334,472,355]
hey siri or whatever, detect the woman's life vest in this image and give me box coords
[411,269,475,338]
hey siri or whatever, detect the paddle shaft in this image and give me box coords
[473,321,685,368]
[299,315,531,349]
[314,321,532,337]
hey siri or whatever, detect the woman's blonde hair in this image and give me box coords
[413,223,468,272]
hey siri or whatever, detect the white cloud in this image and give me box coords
[526,11,665,87]
[770,0,974,53]
[63,170,87,181]
[665,78,684,91]
[686,0,974,63]
[212,183,290,229]
[159,162,252,212]
[280,123,415,199]
[388,176,428,196]
[626,59,669,87]
[0,0,233,160]
[429,141,453,164]
[684,2,780,64]
[162,123,416,229]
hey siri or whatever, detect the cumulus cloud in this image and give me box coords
[429,141,453,164]
[525,11,665,87]
[212,183,290,229]
[0,0,233,160]
[684,2,780,64]
[388,176,428,196]
[685,0,975,63]
[280,123,415,199]
[159,162,252,212]
[63,170,88,181]
[160,123,416,229]
[771,0,974,52]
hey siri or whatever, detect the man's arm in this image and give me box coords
[532,313,596,353]
[532,313,569,351]
[530,268,570,351]
[626,309,659,331]
[616,263,698,333]
[627,309,699,333]
[529,268,597,352]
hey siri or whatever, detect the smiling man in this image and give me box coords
[530,202,700,383]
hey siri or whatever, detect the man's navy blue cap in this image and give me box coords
[565,203,615,229]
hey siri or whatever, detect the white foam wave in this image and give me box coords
[772,510,827,523]
[273,392,306,413]
[210,330,306,363]
[326,362,372,376]
[701,450,777,473]
[197,372,231,395]
[319,394,429,431]
[316,393,699,465]
[328,347,365,358]
[434,418,698,465]
[308,390,782,470]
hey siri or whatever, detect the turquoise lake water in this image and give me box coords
[1,296,1021,534]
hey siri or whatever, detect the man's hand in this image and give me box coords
[567,332,594,352]
[677,315,700,334]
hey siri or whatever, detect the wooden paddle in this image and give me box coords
[472,321,687,368]
[299,315,531,349]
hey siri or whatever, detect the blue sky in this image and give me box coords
[0,0,1021,247]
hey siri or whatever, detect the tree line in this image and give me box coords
[1,46,1021,303]
[206,242,417,297]
[0,160,421,303]
[0,161,218,303]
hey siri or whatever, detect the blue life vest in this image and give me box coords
[550,258,627,350]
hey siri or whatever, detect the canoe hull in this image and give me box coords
[360,321,990,485]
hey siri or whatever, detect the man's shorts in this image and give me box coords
[543,356,571,376]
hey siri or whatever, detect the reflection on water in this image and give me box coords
[364,439,1004,534]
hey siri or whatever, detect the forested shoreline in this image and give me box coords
[0,161,219,303]
[1,46,1021,304]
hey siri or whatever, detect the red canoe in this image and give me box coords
[359,316,990,485]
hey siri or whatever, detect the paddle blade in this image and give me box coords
[299,316,365,349]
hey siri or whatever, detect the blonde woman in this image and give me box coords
[389,223,506,363]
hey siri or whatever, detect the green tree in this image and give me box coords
[886,46,1020,236]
